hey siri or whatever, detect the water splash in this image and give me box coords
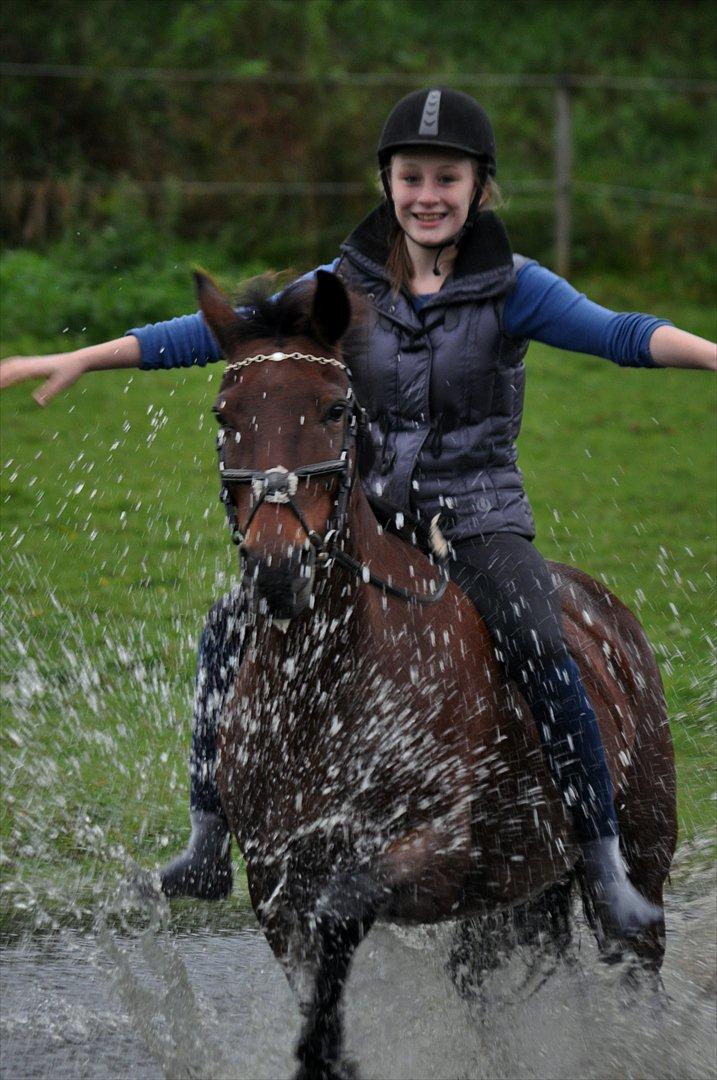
[1,553,714,1079]
[1,858,715,1080]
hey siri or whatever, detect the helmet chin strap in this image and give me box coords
[414,229,463,276]
[429,240,456,276]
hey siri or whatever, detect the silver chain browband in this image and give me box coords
[224,350,348,375]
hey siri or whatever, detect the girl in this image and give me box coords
[2,88,714,938]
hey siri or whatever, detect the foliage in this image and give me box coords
[0,237,267,353]
[0,0,715,287]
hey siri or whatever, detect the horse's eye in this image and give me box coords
[324,402,347,424]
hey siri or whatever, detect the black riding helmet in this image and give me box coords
[377,88,497,264]
[377,87,496,175]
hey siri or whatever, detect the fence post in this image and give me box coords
[554,77,573,278]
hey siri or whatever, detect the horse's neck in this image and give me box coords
[340,484,433,632]
[345,482,400,567]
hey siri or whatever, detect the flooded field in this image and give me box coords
[1,849,715,1080]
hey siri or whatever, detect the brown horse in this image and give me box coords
[199,269,676,1080]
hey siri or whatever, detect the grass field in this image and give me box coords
[0,274,714,929]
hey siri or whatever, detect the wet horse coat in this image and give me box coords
[200,270,676,1077]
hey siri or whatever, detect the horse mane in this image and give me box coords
[231,275,368,359]
[230,278,315,346]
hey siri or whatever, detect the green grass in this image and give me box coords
[1,273,715,930]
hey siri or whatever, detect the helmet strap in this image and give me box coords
[380,168,397,223]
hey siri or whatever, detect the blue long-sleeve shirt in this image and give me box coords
[126,258,670,371]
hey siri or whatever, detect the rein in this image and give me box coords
[216,351,449,606]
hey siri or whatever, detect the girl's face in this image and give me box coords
[389,152,478,247]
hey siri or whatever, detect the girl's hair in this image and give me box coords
[384,162,502,296]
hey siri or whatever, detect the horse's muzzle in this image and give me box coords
[242,548,316,620]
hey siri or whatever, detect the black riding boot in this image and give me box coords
[160,810,232,899]
[581,836,661,938]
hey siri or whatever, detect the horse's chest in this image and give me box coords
[217,640,462,849]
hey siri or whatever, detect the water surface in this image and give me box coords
[2,857,715,1080]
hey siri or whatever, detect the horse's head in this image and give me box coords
[197,269,356,620]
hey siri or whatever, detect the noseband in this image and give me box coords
[216,350,448,606]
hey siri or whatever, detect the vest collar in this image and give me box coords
[341,203,514,286]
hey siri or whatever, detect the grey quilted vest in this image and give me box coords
[337,205,535,541]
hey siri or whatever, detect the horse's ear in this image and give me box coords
[311,270,351,346]
[194,269,243,356]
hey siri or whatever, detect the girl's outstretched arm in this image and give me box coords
[0,335,141,406]
[504,260,716,372]
[1,259,342,406]
[648,325,717,371]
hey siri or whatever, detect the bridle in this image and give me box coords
[216,350,449,606]
[217,351,356,561]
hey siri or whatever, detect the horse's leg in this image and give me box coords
[512,877,574,956]
[447,878,575,1008]
[612,701,676,975]
[446,912,511,1006]
[294,872,386,1080]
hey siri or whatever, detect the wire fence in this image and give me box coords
[2,63,715,271]
[11,176,716,210]
[2,62,716,93]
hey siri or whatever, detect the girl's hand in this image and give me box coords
[0,353,90,406]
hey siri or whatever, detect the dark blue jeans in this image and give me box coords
[450,534,616,841]
[190,536,617,841]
